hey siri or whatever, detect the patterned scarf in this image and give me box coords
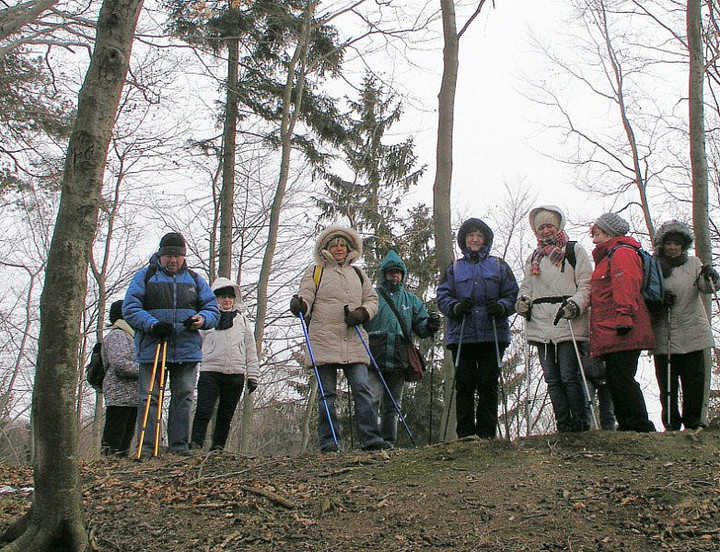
[530,231,570,276]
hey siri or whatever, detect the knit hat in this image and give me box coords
[594,213,629,237]
[109,300,124,324]
[214,285,236,298]
[158,232,186,256]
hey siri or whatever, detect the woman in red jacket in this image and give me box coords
[589,213,655,432]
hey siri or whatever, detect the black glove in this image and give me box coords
[426,312,442,333]
[289,295,307,317]
[486,300,506,319]
[246,379,258,394]
[700,264,719,283]
[344,305,369,327]
[150,321,175,340]
[182,316,196,329]
[663,290,677,310]
[615,325,632,336]
[453,298,474,317]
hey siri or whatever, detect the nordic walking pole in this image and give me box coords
[153,341,169,456]
[136,341,163,460]
[443,316,466,441]
[299,312,339,449]
[567,320,599,430]
[491,318,510,440]
[666,305,672,429]
[428,343,436,446]
[524,322,532,437]
[354,325,416,447]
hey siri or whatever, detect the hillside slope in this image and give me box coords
[1,428,719,551]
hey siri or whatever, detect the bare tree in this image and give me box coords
[0,0,144,549]
[434,0,492,440]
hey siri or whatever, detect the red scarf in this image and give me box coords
[530,231,569,276]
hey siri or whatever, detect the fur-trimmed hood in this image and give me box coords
[314,225,363,266]
[211,277,245,312]
[457,218,494,252]
[653,220,693,255]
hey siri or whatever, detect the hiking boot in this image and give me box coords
[321,445,339,454]
[362,440,393,451]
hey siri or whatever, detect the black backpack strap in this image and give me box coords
[564,241,577,270]
[377,287,412,344]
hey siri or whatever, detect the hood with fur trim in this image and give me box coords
[210,277,245,312]
[314,225,363,266]
[457,218,494,252]
[528,205,566,235]
[653,220,693,254]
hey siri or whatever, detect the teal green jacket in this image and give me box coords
[364,251,432,372]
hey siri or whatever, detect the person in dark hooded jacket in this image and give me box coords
[436,218,519,439]
[364,250,441,445]
[651,220,718,430]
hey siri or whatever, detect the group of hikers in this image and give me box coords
[96,205,719,457]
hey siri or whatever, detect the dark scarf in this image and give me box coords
[216,310,238,331]
[658,252,688,278]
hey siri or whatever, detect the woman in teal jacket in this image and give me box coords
[365,250,441,444]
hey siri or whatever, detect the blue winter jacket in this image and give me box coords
[437,247,519,346]
[364,250,433,372]
[123,254,220,364]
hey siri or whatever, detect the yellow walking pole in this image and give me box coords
[153,341,168,457]
[136,341,162,460]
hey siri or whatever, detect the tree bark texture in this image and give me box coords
[434,0,459,441]
[686,0,711,424]
[218,34,239,280]
[0,1,144,550]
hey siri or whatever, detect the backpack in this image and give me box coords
[608,244,665,313]
[85,341,106,391]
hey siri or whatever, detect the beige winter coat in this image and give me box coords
[519,243,593,344]
[652,256,716,355]
[296,226,378,367]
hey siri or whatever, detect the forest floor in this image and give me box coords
[1,425,720,551]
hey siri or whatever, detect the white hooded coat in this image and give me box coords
[199,277,260,380]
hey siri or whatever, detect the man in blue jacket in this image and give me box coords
[365,250,441,445]
[437,218,519,439]
[123,232,220,457]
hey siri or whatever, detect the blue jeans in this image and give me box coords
[136,362,197,455]
[585,377,616,430]
[536,342,589,432]
[316,363,385,451]
[368,368,405,445]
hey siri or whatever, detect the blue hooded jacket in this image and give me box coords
[436,218,519,346]
[364,250,432,372]
[123,254,220,364]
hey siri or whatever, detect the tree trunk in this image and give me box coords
[434,0,459,441]
[687,0,711,424]
[0,1,144,550]
[218,34,239,280]
[250,1,315,450]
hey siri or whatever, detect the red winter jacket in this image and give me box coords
[589,235,655,357]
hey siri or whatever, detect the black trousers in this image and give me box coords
[654,350,705,430]
[191,372,245,450]
[450,342,504,439]
[603,350,655,432]
[102,405,138,456]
